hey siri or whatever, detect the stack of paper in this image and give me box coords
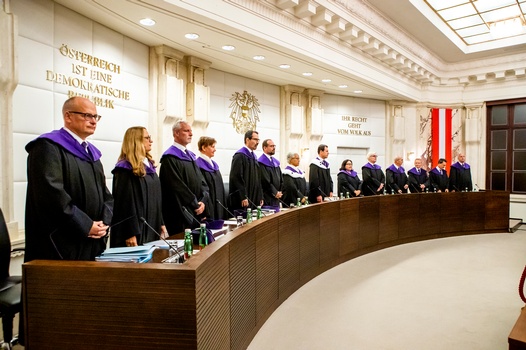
[95,245,158,263]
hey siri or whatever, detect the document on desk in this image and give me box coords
[95,245,158,263]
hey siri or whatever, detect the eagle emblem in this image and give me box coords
[229,90,261,134]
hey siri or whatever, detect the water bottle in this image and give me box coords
[296,198,301,207]
[346,192,350,199]
[256,206,263,220]
[184,229,193,260]
[199,223,207,250]
[246,208,253,223]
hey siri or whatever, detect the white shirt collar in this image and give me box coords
[173,141,186,152]
[63,127,85,144]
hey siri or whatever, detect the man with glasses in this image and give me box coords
[25,96,113,262]
[258,139,283,208]
[308,144,333,203]
[228,130,263,213]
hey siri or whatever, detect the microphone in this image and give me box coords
[183,207,205,227]
[216,199,236,219]
[317,186,330,199]
[452,185,460,192]
[139,217,183,263]
[109,215,135,229]
[245,196,267,216]
[409,182,420,193]
[366,184,378,195]
[276,196,295,209]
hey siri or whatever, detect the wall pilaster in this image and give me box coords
[0,0,19,238]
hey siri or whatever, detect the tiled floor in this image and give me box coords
[249,226,526,350]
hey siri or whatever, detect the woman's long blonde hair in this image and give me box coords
[118,126,154,177]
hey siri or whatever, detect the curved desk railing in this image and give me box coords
[22,191,509,350]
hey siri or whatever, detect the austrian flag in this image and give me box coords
[431,108,452,167]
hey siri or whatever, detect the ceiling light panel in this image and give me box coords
[448,15,484,29]
[438,3,477,21]
[481,5,522,23]
[426,0,467,11]
[473,0,516,13]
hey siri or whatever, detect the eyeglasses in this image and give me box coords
[251,138,260,142]
[144,136,152,141]
[68,111,102,122]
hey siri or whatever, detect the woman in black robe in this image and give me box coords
[337,159,362,197]
[196,136,227,219]
[110,127,166,247]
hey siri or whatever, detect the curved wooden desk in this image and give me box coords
[22,191,509,350]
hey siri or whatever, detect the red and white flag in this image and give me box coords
[431,108,452,167]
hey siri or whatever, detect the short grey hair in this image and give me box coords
[367,152,377,158]
[287,152,299,162]
[172,120,189,132]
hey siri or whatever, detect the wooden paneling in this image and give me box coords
[339,198,359,256]
[379,195,399,242]
[23,191,510,350]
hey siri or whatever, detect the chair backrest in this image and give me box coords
[0,208,11,280]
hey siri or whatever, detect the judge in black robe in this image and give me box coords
[361,152,385,196]
[25,97,113,262]
[308,144,333,203]
[228,130,263,212]
[282,153,307,205]
[197,136,227,219]
[337,159,362,197]
[385,156,409,194]
[407,158,429,193]
[110,127,165,247]
[429,158,449,192]
[258,139,283,207]
[160,121,209,234]
[449,153,472,192]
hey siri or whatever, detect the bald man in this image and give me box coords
[25,96,113,262]
[449,153,472,192]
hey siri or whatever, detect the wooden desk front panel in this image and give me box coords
[23,191,510,350]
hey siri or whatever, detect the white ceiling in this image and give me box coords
[50,0,526,101]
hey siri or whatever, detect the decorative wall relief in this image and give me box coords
[229,90,261,133]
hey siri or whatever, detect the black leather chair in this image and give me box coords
[0,208,22,349]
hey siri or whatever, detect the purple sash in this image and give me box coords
[338,170,358,177]
[362,163,381,170]
[258,154,280,167]
[235,147,257,160]
[451,162,470,170]
[196,157,220,172]
[162,145,196,161]
[387,164,405,173]
[114,159,156,174]
[36,128,101,162]
[408,167,425,176]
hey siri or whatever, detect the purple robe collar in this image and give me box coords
[162,145,196,161]
[430,167,446,176]
[36,128,101,162]
[338,169,358,177]
[387,164,405,173]
[363,162,381,170]
[235,147,257,160]
[451,161,470,170]
[283,165,304,178]
[311,157,329,169]
[196,157,220,172]
[408,167,425,176]
[258,154,280,167]
[114,159,156,174]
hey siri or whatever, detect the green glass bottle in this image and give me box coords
[256,206,263,220]
[246,208,253,223]
[184,228,193,260]
[296,197,301,207]
[199,223,207,250]
[346,192,350,199]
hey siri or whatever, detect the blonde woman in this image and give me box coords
[110,127,166,247]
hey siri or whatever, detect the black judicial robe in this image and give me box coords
[429,167,449,192]
[24,128,113,261]
[282,166,307,205]
[362,163,385,196]
[449,162,473,192]
[337,170,362,197]
[258,154,283,207]
[160,146,210,234]
[408,167,429,193]
[308,157,333,203]
[228,147,263,211]
[385,164,409,194]
[110,160,163,247]
[197,157,227,219]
